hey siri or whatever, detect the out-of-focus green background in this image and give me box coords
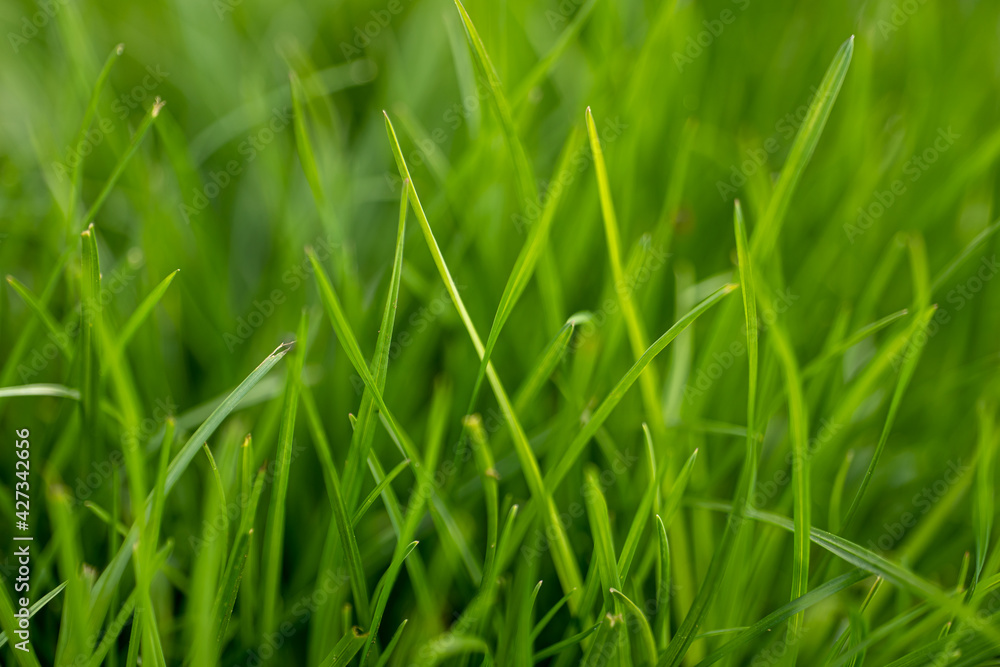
[2,0,1000,664]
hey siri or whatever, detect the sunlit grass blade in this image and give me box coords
[586,106,662,436]
[751,35,854,261]
[767,317,811,663]
[546,283,736,491]
[79,97,165,231]
[584,466,622,612]
[0,384,80,399]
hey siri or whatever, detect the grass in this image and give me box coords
[1,0,1000,665]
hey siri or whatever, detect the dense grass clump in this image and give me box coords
[1,0,1000,665]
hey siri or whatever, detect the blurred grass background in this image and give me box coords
[2,0,1000,664]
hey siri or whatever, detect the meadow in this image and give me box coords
[1,0,1000,665]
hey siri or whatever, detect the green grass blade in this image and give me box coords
[452,0,536,202]
[383,114,585,608]
[751,36,854,260]
[89,342,293,628]
[319,626,369,667]
[611,588,657,665]
[360,540,419,665]
[351,457,410,527]
[373,619,409,667]
[839,305,937,533]
[5,276,74,359]
[693,569,870,667]
[655,515,671,650]
[546,283,736,491]
[114,269,179,355]
[79,98,165,231]
[0,582,67,651]
[584,466,622,611]
[974,403,998,581]
[343,183,407,511]
[467,127,584,411]
[261,314,308,632]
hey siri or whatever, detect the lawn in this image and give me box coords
[1,0,1000,665]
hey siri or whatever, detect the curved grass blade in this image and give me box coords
[0,384,80,399]
[802,308,910,379]
[655,515,671,650]
[611,588,657,666]
[584,466,622,611]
